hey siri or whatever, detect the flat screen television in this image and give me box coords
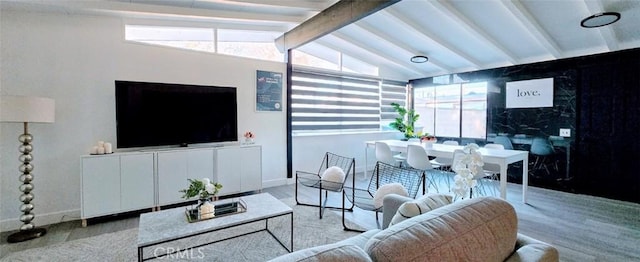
[115,80,238,148]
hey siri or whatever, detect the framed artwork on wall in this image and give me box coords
[505,77,554,108]
[256,70,283,112]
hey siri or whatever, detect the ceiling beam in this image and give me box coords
[381,9,483,70]
[275,0,401,52]
[501,1,563,59]
[583,0,619,51]
[429,0,519,65]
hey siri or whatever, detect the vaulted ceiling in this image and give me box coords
[3,0,640,81]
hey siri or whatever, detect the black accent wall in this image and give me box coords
[411,48,640,203]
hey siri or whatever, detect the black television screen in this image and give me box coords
[115,80,238,148]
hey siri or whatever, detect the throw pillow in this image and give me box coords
[389,193,453,226]
[321,166,346,184]
[373,183,408,209]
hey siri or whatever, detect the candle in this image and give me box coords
[97,146,105,154]
[91,146,99,155]
[98,141,105,147]
[104,143,113,154]
[200,202,215,219]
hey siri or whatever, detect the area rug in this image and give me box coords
[0,198,366,262]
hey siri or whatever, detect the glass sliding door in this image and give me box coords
[461,82,487,139]
[413,81,487,139]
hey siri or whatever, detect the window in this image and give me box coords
[292,50,339,71]
[217,29,284,62]
[292,49,379,76]
[291,69,407,133]
[461,82,488,138]
[124,25,283,62]
[414,81,487,139]
[125,25,215,53]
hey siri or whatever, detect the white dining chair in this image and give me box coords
[483,143,504,180]
[375,142,405,167]
[431,140,458,170]
[407,144,444,193]
[442,140,459,146]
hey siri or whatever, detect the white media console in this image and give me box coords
[80,144,262,223]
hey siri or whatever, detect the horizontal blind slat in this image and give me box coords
[292,69,407,132]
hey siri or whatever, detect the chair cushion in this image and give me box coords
[389,193,453,226]
[321,166,345,184]
[267,243,372,262]
[373,183,408,209]
[364,197,518,262]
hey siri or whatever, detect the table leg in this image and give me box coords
[289,212,294,252]
[500,163,508,200]
[522,157,529,204]
[565,145,570,180]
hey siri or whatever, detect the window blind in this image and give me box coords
[380,79,408,122]
[291,70,382,132]
[291,69,408,132]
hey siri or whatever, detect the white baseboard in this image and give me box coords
[262,178,290,188]
[1,209,80,233]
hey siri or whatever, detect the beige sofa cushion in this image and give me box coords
[267,243,372,262]
[389,193,453,226]
[364,197,518,262]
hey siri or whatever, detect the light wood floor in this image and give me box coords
[2,173,639,261]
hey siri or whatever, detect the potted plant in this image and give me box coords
[180,178,223,220]
[389,102,420,140]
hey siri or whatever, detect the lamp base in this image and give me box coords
[7,228,47,243]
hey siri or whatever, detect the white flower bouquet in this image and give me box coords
[180,178,223,200]
[452,143,484,198]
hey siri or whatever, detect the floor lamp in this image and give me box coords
[0,96,55,243]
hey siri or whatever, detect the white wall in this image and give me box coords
[292,132,401,177]
[0,10,287,231]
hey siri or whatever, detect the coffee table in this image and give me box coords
[137,193,293,261]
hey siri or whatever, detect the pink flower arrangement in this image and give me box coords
[420,135,437,142]
[244,131,255,139]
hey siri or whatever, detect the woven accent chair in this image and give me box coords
[342,161,425,232]
[295,152,356,219]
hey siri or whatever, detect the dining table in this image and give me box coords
[365,140,530,203]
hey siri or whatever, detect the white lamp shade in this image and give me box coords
[1,96,55,123]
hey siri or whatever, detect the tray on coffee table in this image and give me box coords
[185,198,247,223]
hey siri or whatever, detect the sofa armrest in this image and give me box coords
[505,233,559,262]
[381,194,414,229]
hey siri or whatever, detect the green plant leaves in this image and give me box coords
[389,102,420,139]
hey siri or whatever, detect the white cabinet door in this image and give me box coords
[214,147,242,195]
[157,151,188,205]
[81,156,120,218]
[187,149,214,181]
[120,153,154,211]
[240,146,262,192]
[157,149,214,205]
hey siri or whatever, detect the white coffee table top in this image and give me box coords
[137,193,292,247]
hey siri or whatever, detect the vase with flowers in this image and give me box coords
[243,131,255,144]
[451,143,484,200]
[419,133,437,148]
[180,178,223,220]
